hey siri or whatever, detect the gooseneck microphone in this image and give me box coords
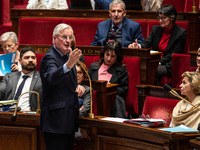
[163,84,200,111]
[77,60,94,119]
[12,91,40,121]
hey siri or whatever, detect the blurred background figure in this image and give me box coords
[141,0,163,11]
[75,61,91,117]
[88,41,129,118]
[1,31,21,72]
[27,0,68,9]
[170,71,200,129]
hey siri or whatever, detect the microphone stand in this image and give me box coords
[165,86,200,111]
[77,60,94,119]
[192,0,196,13]
[12,91,40,121]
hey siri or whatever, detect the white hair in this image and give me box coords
[52,23,73,44]
[1,31,18,45]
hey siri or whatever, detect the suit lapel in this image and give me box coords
[121,18,128,47]
[30,71,39,91]
[154,27,163,49]
[11,72,21,97]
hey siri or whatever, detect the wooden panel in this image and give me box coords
[0,112,45,150]
[0,125,37,150]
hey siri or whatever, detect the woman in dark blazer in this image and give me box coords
[88,41,129,118]
[128,4,187,85]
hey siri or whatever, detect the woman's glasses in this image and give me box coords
[140,114,150,120]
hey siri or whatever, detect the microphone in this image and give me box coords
[11,91,40,121]
[77,60,94,119]
[163,84,200,111]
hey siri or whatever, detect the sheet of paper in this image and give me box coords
[100,117,127,123]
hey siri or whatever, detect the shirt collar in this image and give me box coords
[111,22,122,30]
[21,71,34,78]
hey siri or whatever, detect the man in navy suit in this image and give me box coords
[91,0,144,47]
[40,23,84,150]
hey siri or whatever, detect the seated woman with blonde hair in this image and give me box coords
[170,71,200,129]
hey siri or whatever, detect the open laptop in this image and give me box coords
[123,0,142,10]
[70,0,93,9]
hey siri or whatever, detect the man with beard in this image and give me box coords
[91,0,144,47]
[0,47,42,111]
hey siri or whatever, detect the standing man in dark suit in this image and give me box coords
[40,23,84,150]
[0,47,42,111]
[91,0,144,47]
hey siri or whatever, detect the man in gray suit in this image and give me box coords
[0,47,42,111]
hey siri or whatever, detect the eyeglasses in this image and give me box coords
[1,44,15,50]
[59,35,73,41]
[77,71,83,75]
[140,114,150,120]
[157,16,168,21]
[110,10,124,14]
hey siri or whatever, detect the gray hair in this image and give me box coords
[1,31,18,45]
[52,23,73,44]
[109,0,126,10]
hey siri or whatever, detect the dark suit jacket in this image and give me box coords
[141,24,187,73]
[79,84,90,117]
[40,46,78,134]
[94,0,112,10]
[91,17,144,47]
[0,71,42,111]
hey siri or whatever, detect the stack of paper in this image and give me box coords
[159,125,199,133]
[123,118,165,127]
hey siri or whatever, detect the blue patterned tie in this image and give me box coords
[14,75,29,100]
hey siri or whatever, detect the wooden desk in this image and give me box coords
[15,45,161,85]
[78,116,200,150]
[0,112,45,150]
[84,80,118,116]
[190,138,200,150]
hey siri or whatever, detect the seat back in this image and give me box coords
[123,57,140,115]
[84,55,99,69]
[184,0,199,12]
[142,96,179,126]
[171,53,191,88]
[18,18,104,46]
[162,0,186,12]
[0,0,10,25]
[36,53,45,71]
[135,20,148,39]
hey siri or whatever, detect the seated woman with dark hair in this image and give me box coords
[88,41,129,118]
[129,4,187,85]
[170,71,200,129]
